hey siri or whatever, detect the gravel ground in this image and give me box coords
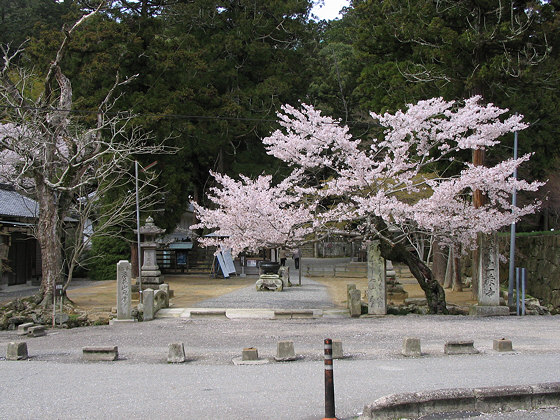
[1,269,559,419]
[192,277,336,310]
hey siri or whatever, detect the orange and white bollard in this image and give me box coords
[323,338,337,420]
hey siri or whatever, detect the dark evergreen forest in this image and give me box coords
[1,0,559,236]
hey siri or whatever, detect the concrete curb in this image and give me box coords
[359,382,560,419]
[155,307,350,319]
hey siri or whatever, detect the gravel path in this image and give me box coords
[192,276,336,309]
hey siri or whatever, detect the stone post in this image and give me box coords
[478,232,499,305]
[110,260,136,324]
[470,233,509,316]
[367,241,386,315]
[143,288,154,321]
[117,260,132,319]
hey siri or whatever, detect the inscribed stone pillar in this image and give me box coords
[116,260,132,320]
[477,233,500,306]
[367,241,386,315]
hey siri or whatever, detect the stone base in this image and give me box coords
[275,341,296,361]
[444,340,479,355]
[7,342,28,360]
[232,357,270,365]
[493,339,513,352]
[167,343,186,363]
[82,346,118,361]
[402,337,422,357]
[142,275,164,285]
[256,274,283,292]
[469,305,510,317]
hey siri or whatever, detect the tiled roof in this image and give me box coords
[0,189,38,219]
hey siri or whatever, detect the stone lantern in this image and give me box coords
[135,216,165,285]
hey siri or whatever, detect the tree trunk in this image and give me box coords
[444,248,453,289]
[379,239,448,314]
[432,241,446,286]
[452,255,463,292]
[35,184,64,306]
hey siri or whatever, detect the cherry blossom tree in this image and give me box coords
[193,96,543,313]
[0,6,172,306]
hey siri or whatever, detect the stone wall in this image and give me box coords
[498,233,560,307]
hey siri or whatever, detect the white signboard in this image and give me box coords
[222,248,237,275]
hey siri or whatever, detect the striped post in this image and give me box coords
[323,338,336,420]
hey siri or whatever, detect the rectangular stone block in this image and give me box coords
[347,284,356,309]
[143,288,154,321]
[402,337,421,357]
[332,340,343,359]
[17,322,35,336]
[82,346,119,361]
[469,305,510,317]
[444,340,479,355]
[190,310,227,319]
[493,338,513,352]
[273,309,314,319]
[28,326,46,337]
[167,343,186,363]
[116,260,132,320]
[349,288,362,317]
[6,342,28,360]
[242,347,259,361]
[275,340,296,361]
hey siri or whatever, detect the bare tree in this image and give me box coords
[0,5,173,305]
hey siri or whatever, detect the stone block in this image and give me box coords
[349,288,362,317]
[54,313,70,324]
[143,288,154,321]
[190,310,227,319]
[444,340,479,355]
[474,385,533,412]
[6,342,28,360]
[469,305,510,317]
[17,322,35,336]
[346,284,356,309]
[28,326,46,337]
[82,346,119,361]
[273,309,314,319]
[493,338,513,352]
[332,340,343,359]
[154,289,169,311]
[167,343,186,363]
[242,347,259,361]
[402,337,421,357]
[275,340,296,361]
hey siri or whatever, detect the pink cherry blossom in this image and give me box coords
[193,97,542,256]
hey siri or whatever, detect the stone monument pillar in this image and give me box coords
[367,240,387,315]
[135,216,165,286]
[470,233,509,316]
[110,260,136,324]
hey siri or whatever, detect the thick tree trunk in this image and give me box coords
[35,184,64,307]
[379,239,448,314]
